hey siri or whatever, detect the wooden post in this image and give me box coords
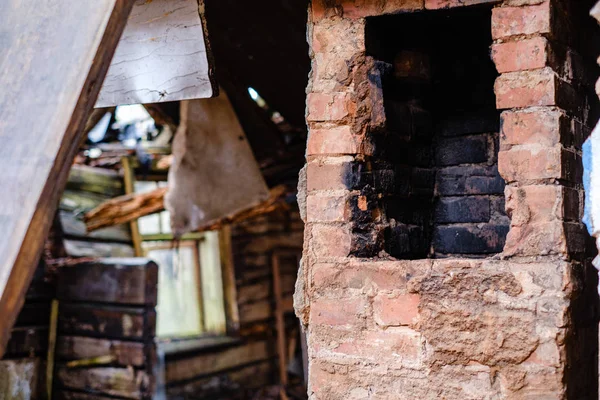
[122,156,143,257]
[0,0,135,357]
[271,252,288,390]
[219,226,240,334]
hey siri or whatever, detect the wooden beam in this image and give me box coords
[0,0,135,358]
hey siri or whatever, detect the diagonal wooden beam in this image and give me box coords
[0,0,135,357]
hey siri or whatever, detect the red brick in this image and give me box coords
[307,93,350,122]
[491,37,548,73]
[310,224,352,258]
[333,328,421,360]
[500,109,563,147]
[374,293,420,327]
[495,68,556,109]
[306,194,351,223]
[503,221,567,256]
[306,160,350,191]
[492,2,551,40]
[505,185,566,225]
[307,126,361,156]
[310,296,367,327]
[425,0,498,10]
[498,145,562,182]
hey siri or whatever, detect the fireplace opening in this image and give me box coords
[366,5,509,259]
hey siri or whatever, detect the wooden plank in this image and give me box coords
[0,359,43,399]
[56,336,146,367]
[5,327,48,357]
[122,157,143,257]
[57,259,158,306]
[200,232,227,335]
[0,0,135,357]
[97,0,216,107]
[56,391,126,400]
[165,91,269,237]
[14,303,51,327]
[58,304,155,340]
[56,367,149,399]
[165,340,271,384]
[63,240,135,258]
[158,336,238,357]
[60,210,133,243]
[239,299,294,326]
[66,166,125,197]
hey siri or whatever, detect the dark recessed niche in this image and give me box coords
[365,5,509,259]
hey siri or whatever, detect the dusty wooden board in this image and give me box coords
[58,304,155,340]
[0,359,43,399]
[56,367,148,399]
[165,340,271,384]
[56,336,146,367]
[0,0,135,357]
[57,259,158,306]
[96,0,216,107]
[64,240,136,258]
[165,91,269,236]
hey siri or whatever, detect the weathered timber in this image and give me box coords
[238,298,294,326]
[0,0,135,357]
[165,91,270,237]
[58,304,155,340]
[56,367,149,400]
[97,0,216,107]
[57,259,158,306]
[63,240,135,259]
[220,226,240,334]
[165,340,272,384]
[66,166,125,198]
[237,274,296,305]
[0,359,43,399]
[85,185,289,233]
[56,391,125,400]
[272,253,288,386]
[5,327,49,357]
[57,336,146,367]
[14,303,51,327]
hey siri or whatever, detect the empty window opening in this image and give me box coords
[366,6,509,259]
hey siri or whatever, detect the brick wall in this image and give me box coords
[297,0,600,398]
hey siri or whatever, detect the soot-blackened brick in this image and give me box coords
[433,224,509,254]
[437,165,505,196]
[437,111,500,137]
[385,198,433,226]
[435,197,490,224]
[435,135,488,166]
[385,224,429,259]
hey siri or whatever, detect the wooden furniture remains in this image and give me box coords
[54,259,158,399]
[0,0,135,358]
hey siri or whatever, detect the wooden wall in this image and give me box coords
[165,207,304,399]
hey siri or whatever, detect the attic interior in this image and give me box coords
[1,0,311,399]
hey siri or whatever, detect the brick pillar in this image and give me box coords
[297,0,599,398]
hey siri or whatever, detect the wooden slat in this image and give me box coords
[165,340,271,384]
[58,304,155,341]
[5,326,48,357]
[97,0,215,107]
[56,336,146,367]
[63,240,135,259]
[0,0,135,357]
[56,367,149,399]
[65,166,125,198]
[57,259,158,306]
[0,359,43,399]
[56,392,125,400]
[220,226,240,334]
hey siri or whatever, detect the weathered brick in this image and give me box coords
[503,220,567,256]
[307,92,350,122]
[500,109,565,148]
[374,293,420,327]
[332,328,422,362]
[492,2,551,39]
[307,126,362,156]
[425,0,499,9]
[435,135,488,166]
[433,225,509,254]
[505,185,580,225]
[491,37,548,73]
[495,68,555,109]
[310,296,367,327]
[312,262,408,293]
[310,224,352,259]
[498,145,580,182]
[435,196,490,224]
[306,194,351,223]
[306,160,367,191]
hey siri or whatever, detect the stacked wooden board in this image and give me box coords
[54,259,158,400]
